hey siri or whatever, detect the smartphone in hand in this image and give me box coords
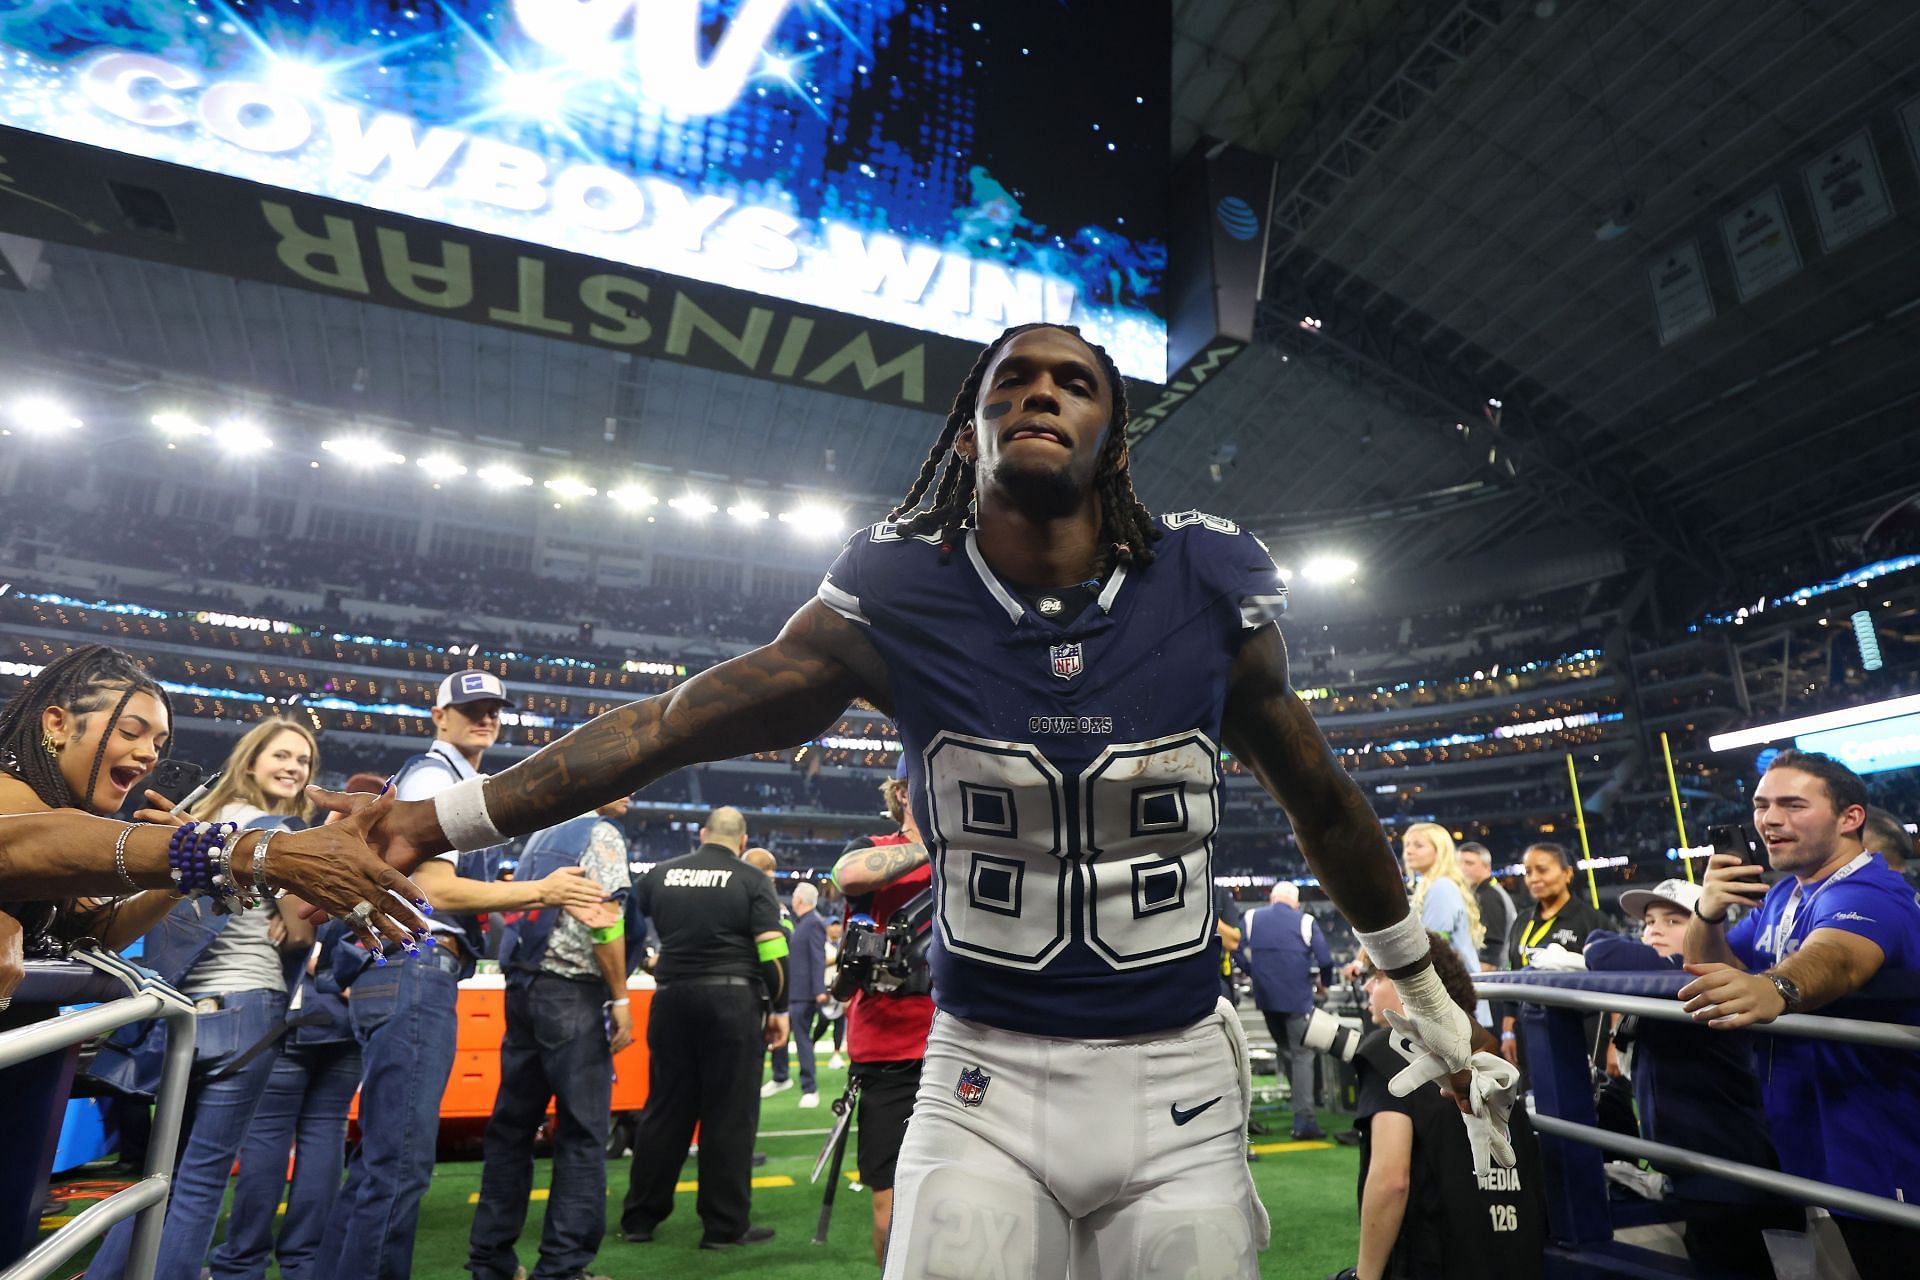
[147,759,207,809]
[1707,822,1759,865]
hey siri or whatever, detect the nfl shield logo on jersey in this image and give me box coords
[1049,642,1083,681]
[954,1065,991,1107]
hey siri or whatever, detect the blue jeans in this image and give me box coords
[467,975,613,1280]
[89,989,290,1280]
[315,947,460,1280]
[768,1000,818,1091]
[209,1037,364,1280]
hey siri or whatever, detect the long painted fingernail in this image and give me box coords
[406,943,420,957]
[381,775,395,796]
[419,901,434,916]
[375,953,388,966]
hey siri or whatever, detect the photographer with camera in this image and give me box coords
[1243,881,1333,1141]
[829,773,936,1266]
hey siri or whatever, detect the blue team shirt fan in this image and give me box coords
[818,511,1288,1038]
[1725,852,1920,1203]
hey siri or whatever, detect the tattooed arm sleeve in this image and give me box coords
[1221,624,1411,935]
[479,599,888,839]
[832,839,930,895]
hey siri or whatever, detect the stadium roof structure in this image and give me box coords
[2,0,1916,610]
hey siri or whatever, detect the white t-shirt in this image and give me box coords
[396,741,482,936]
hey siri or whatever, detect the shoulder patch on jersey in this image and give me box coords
[868,520,947,545]
[1161,510,1241,535]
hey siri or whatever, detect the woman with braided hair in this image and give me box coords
[0,644,184,957]
[0,645,430,954]
[343,321,1505,1277]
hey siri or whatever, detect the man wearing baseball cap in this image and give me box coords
[322,672,607,1280]
[1586,879,1797,1274]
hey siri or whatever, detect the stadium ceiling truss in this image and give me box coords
[1175,0,1920,589]
[0,0,1914,596]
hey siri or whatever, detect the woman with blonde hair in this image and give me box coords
[1399,823,1484,1016]
[200,718,322,827]
[89,717,331,1280]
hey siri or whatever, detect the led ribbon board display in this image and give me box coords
[1793,714,1920,777]
[0,1,1169,381]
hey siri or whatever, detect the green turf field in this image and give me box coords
[50,1057,1361,1278]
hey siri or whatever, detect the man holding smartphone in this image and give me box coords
[1680,749,1920,1278]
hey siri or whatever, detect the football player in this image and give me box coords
[328,323,1500,1278]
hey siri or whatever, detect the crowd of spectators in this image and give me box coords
[1,503,807,650]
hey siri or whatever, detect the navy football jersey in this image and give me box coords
[818,511,1288,1037]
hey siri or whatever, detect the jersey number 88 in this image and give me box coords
[922,730,1221,973]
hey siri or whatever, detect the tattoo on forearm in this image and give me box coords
[483,603,876,838]
[863,842,928,880]
[1225,627,1407,934]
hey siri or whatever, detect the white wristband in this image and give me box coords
[611,998,630,1007]
[1355,910,1430,972]
[433,776,507,852]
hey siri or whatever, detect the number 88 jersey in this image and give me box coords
[817,512,1288,1038]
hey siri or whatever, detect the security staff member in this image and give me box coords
[618,806,788,1251]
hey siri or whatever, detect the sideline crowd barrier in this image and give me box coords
[1478,968,1920,1277]
[0,957,196,1280]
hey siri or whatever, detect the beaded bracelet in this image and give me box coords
[167,823,210,895]
[207,823,242,902]
[167,822,239,899]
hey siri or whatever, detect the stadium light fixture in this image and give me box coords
[727,501,772,524]
[417,454,467,481]
[778,505,846,539]
[1300,554,1358,584]
[668,494,718,518]
[9,398,82,435]
[214,419,273,456]
[544,477,598,501]
[476,465,533,490]
[608,484,657,511]
[321,436,404,467]
[1707,693,1920,752]
[151,411,210,439]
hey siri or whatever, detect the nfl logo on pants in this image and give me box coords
[1049,642,1083,681]
[954,1065,991,1107]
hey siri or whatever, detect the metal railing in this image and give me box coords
[0,962,197,1280]
[1478,969,1920,1238]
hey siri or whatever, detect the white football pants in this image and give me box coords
[884,998,1270,1279]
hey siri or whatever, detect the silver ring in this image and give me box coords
[348,901,374,924]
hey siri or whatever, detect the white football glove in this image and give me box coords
[1383,965,1519,1175]
[1526,943,1587,972]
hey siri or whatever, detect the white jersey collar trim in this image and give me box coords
[965,531,1028,626]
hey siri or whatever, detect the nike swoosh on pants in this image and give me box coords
[1170,1096,1223,1126]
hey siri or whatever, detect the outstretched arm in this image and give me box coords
[1224,625,1488,1124]
[356,601,888,864]
[1221,625,1409,939]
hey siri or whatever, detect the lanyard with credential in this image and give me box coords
[1774,851,1873,956]
[1519,911,1561,965]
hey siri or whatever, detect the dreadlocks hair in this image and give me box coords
[0,644,172,812]
[887,323,1163,567]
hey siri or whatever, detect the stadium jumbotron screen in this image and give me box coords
[0,0,1170,380]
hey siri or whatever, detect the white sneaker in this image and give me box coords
[760,1078,794,1098]
[828,1053,846,1069]
[798,1092,820,1108]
